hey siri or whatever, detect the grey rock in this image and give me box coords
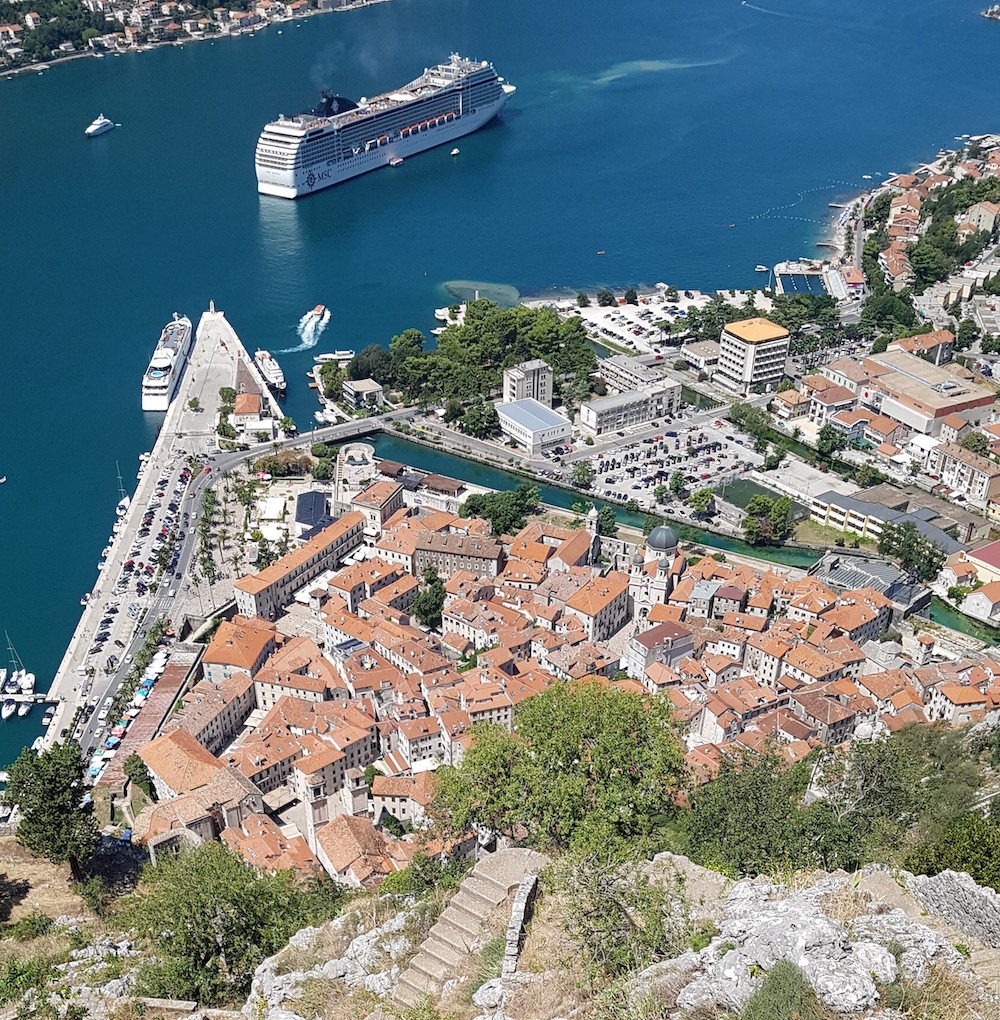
[850,908,964,982]
[472,977,508,1010]
[909,868,1000,950]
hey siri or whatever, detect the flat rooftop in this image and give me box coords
[498,398,571,431]
[867,350,994,412]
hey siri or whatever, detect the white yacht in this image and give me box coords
[255,350,286,392]
[19,671,34,693]
[142,314,193,411]
[17,702,30,718]
[85,114,115,137]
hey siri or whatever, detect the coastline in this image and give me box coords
[1,0,387,81]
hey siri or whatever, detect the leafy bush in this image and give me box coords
[0,955,56,1004]
[4,911,53,941]
[741,961,822,1020]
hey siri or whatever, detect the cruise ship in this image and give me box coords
[255,350,286,392]
[255,54,515,199]
[141,314,193,412]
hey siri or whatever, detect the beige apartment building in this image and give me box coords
[713,318,790,396]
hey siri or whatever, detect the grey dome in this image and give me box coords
[646,525,678,554]
[631,548,645,566]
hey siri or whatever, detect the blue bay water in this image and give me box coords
[1,0,999,764]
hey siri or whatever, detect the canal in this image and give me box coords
[371,433,821,569]
[928,597,1000,646]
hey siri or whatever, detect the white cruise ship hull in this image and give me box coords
[257,77,510,200]
[141,316,193,412]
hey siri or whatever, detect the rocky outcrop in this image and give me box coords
[630,870,972,1016]
[244,909,414,1020]
[909,868,1000,949]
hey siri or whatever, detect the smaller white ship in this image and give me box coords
[19,671,34,693]
[255,350,287,392]
[0,475,6,484]
[1,700,16,721]
[389,156,404,167]
[755,264,769,272]
[451,148,460,156]
[17,703,30,718]
[85,114,115,137]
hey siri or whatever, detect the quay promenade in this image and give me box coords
[43,308,248,749]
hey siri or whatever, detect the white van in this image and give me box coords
[97,696,113,723]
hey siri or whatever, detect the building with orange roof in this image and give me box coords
[371,772,437,827]
[626,621,694,680]
[221,813,321,875]
[565,571,630,641]
[714,317,791,396]
[165,671,255,755]
[413,531,503,578]
[350,481,405,537]
[234,512,365,619]
[781,644,844,686]
[314,814,406,887]
[139,728,225,800]
[927,682,987,725]
[202,615,278,683]
[888,329,954,367]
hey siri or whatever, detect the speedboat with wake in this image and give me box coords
[85,114,115,137]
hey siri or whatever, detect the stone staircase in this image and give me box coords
[392,848,548,1008]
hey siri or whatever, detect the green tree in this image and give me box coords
[908,814,1000,892]
[688,487,714,515]
[597,505,617,537]
[956,317,981,351]
[596,289,617,307]
[219,386,237,406]
[434,680,685,858]
[570,461,596,488]
[460,484,539,535]
[623,288,638,305]
[685,748,807,876]
[878,521,946,582]
[768,495,793,541]
[4,743,100,878]
[668,470,686,497]
[817,423,847,457]
[412,565,446,630]
[124,752,157,801]
[576,292,591,308]
[278,416,296,434]
[187,397,201,412]
[459,401,500,438]
[653,483,668,503]
[133,842,340,1005]
[312,458,334,481]
[960,431,990,456]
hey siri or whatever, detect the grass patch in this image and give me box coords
[467,935,506,1001]
[792,518,873,549]
[741,960,823,1020]
[3,912,53,942]
[288,978,381,1020]
[879,962,1000,1020]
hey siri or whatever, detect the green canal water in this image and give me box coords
[928,597,1000,646]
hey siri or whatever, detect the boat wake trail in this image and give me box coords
[274,308,331,354]
[739,0,828,24]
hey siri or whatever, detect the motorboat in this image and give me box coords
[451,148,460,156]
[389,157,404,167]
[1,700,16,721]
[85,114,115,137]
[755,265,769,272]
[19,671,34,693]
[17,703,30,718]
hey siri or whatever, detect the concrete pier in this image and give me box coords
[42,307,245,750]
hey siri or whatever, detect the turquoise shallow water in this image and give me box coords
[1,0,999,763]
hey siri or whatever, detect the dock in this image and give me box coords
[42,306,248,750]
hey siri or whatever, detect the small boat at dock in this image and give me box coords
[1,700,16,721]
[389,157,404,167]
[755,264,768,272]
[17,703,30,718]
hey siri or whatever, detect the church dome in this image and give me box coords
[646,525,679,555]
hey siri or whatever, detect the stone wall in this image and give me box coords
[909,869,1000,948]
[501,875,538,978]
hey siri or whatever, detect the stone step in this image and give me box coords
[440,904,481,937]
[392,976,426,1008]
[398,966,438,996]
[449,888,501,918]
[467,870,513,901]
[420,937,466,970]
[429,920,473,954]
[461,877,512,909]
[408,952,447,985]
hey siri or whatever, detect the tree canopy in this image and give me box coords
[877,521,946,583]
[133,842,343,1005]
[433,680,685,858]
[4,742,99,876]
[346,301,596,406]
[459,484,539,535]
[412,565,446,630]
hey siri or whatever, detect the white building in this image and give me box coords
[496,398,572,455]
[713,318,790,396]
[502,360,553,406]
[579,379,681,438]
[599,354,668,393]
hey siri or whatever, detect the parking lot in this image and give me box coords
[571,416,768,514]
